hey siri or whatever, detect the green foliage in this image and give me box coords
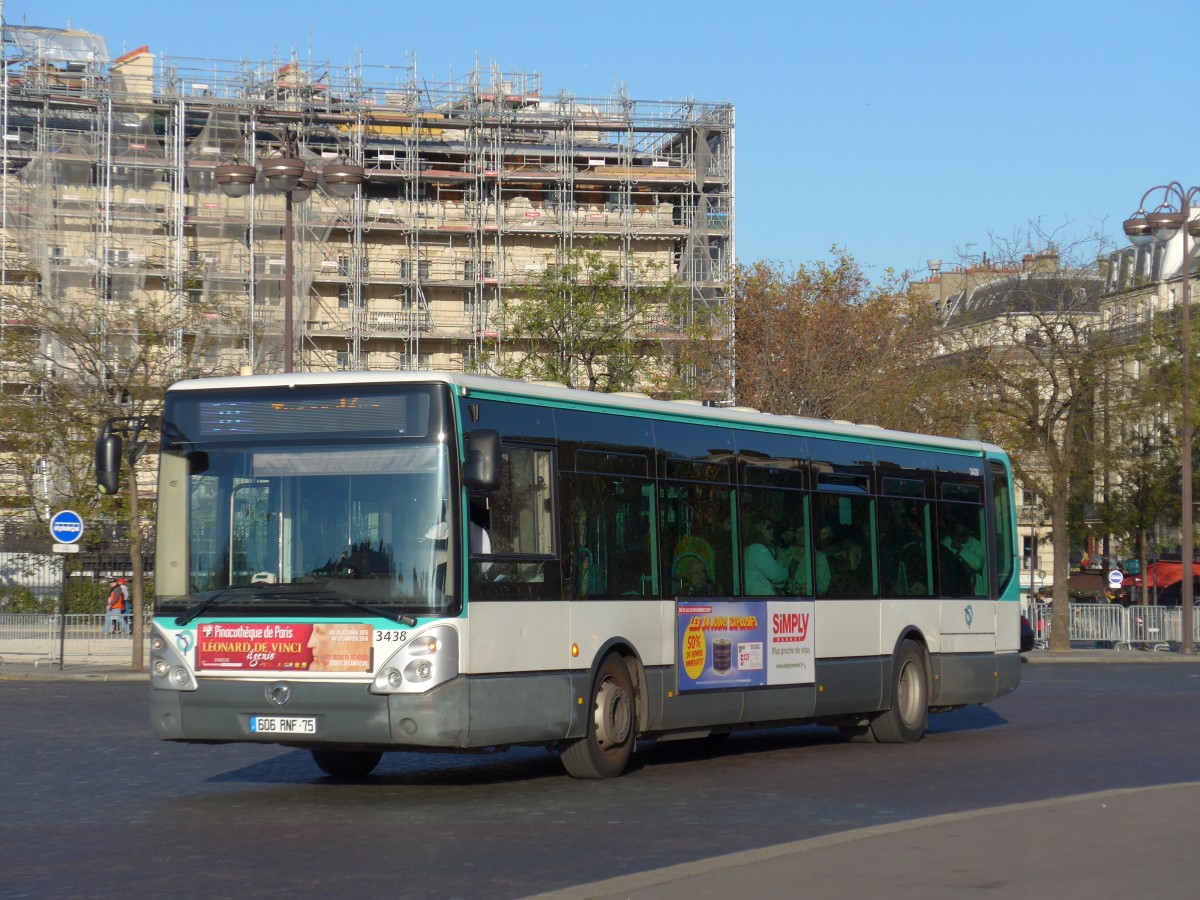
[1101,428,1181,546]
[0,583,44,613]
[475,241,685,392]
[65,577,110,615]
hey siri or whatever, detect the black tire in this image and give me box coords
[560,655,636,779]
[869,640,928,744]
[311,748,383,778]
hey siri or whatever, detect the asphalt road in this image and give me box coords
[2,662,1199,899]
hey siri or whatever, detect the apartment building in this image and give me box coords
[0,25,733,376]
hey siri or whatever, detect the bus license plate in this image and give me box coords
[249,716,316,735]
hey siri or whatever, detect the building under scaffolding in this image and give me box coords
[0,24,734,376]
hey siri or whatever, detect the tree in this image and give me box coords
[0,282,242,668]
[479,242,684,392]
[940,241,1111,651]
[1102,426,1179,605]
[649,292,733,402]
[731,250,946,431]
[1100,286,1200,604]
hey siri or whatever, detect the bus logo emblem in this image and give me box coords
[267,684,292,707]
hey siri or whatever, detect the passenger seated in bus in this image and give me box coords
[941,517,986,596]
[578,548,598,596]
[892,512,929,596]
[831,536,872,596]
[778,523,831,596]
[742,520,789,596]
[673,535,718,596]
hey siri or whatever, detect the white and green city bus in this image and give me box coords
[98,372,1021,778]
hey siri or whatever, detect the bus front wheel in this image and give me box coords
[311,748,383,778]
[869,640,928,743]
[560,655,635,779]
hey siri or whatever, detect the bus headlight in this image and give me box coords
[149,624,197,692]
[370,625,458,695]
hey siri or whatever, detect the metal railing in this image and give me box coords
[0,613,110,639]
[1026,603,1200,649]
[0,613,142,666]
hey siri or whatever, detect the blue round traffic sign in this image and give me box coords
[49,509,85,544]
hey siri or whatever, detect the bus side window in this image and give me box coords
[878,491,933,599]
[991,464,1016,595]
[561,472,655,598]
[489,446,554,556]
[936,482,988,598]
[660,480,734,597]
[476,445,557,590]
[813,492,876,598]
[737,485,810,597]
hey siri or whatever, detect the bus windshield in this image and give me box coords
[157,384,458,619]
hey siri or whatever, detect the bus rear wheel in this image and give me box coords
[869,640,928,743]
[560,655,635,779]
[311,748,383,778]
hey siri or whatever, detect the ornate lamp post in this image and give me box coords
[1124,182,1198,654]
[214,130,365,372]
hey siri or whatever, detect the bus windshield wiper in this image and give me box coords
[175,585,252,627]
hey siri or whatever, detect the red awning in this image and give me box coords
[1121,561,1200,588]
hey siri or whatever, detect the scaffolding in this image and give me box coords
[0,24,734,375]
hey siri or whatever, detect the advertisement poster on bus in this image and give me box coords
[676,599,815,691]
[195,622,373,673]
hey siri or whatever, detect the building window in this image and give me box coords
[338,284,354,308]
[105,278,134,302]
[464,259,494,280]
[338,255,368,277]
[400,259,429,281]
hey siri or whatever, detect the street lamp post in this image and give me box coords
[1124,182,1197,654]
[214,129,364,373]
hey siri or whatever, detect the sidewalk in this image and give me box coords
[1023,644,1200,663]
[0,635,149,680]
[531,782,1200,899]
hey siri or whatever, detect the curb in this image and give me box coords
[0,672,148,681]
[1023,648,1200,663]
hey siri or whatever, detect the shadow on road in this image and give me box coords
[203,704,1009,786]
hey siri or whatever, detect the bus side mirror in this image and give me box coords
[463,429,501,491]
[95,431,123,495]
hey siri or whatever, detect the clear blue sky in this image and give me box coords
[6,0,1199,280]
